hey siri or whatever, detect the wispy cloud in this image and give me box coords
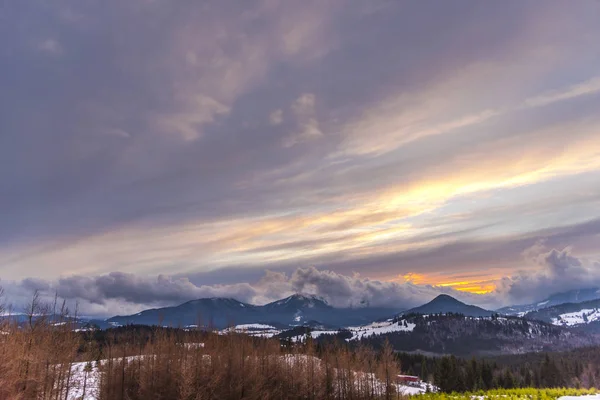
[283,93,323,147]
[37,38,62,55]
[269,109,283,125]
[1,0,600,305]
[524,76,600,108]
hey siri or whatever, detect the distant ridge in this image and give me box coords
[497,288,600,316]
[524,297,600,327]
[402,294,493,317]
[106,293,399,329]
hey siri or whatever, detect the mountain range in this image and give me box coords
[106,294,399,329]
[99,288,600,331]
[106,293,499,329]
[7,288,600,355]
[524,298,600,328]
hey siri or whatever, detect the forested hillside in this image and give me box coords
[354,314,595,355]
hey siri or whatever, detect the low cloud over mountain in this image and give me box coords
[495,245,600,305]
[2,245,598,317]
[2,266,482,317]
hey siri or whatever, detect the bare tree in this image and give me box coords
[0,283,5,316]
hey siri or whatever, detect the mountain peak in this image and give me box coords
[290,293,324,302]
[188,297,244,305]
[404,294,492,317]
[430,294,463,304]
[266,293,330,309]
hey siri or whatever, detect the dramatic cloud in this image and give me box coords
[3,245,600,316]
[2,267,492,317]
[1,1,600,302]
[496,245,600,305]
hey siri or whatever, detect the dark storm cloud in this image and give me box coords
[52,272,258,306]
[496,247,600,305]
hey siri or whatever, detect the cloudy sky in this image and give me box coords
[1,1,600,316]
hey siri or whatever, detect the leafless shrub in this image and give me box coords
[0,294,404,400]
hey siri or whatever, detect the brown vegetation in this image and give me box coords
[0,291,403,400]
[0,292,82,400]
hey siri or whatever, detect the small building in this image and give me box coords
[397,375,421,385]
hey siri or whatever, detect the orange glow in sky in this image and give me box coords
[402,273,497,294]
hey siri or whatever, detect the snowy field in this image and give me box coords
[221,323,282,338]
[346,319,416,340]
[65,361,101,400]
[218,318,416,342]
[552,309,600,326]
[284,318,416,342]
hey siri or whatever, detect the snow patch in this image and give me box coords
[221,324,281,338]
[234,323,276,330]
[347,319,415,341]
[552,309,600,326]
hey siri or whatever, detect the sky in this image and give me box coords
[1,1,600,316]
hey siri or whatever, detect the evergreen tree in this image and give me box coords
[421,359,429,381]
[466,358,479,391]
[503,369,515,389]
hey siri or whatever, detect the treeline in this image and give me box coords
[396,348,600,392]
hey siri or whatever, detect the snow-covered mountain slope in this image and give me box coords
[221,323,282,338]
[352,314,596,356]
[281,318,416,342]
[498,288,600,316]
[551,309,600,326]
[525,298,600,327]
[346,319,416,340]
[278,313,597,355]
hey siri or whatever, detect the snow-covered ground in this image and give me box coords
[346,319,415,341]
[552,309,600,326]
[63,352,435,399]
[558,396,600,400]
[552,308,600,326]
[397,382,437,395]
[221,323,282,338]
[285,318,416,342]
[278,354,435,396]
[65,361,101,400]
[179,342,205,349]
[308,330,339,338]
[233,323,276,329]
[286,330,339,342]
